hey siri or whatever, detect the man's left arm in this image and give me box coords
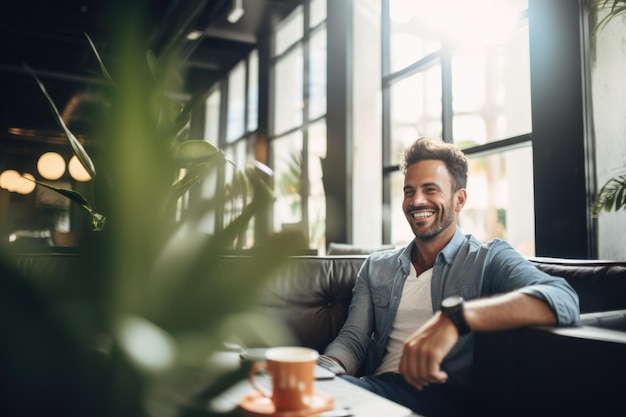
[399,291,557,390]
[399,246,580,390]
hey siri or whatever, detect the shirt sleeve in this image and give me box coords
[486,241,580,325]
[323,257,376,375]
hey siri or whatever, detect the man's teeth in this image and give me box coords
[412,211,434,219]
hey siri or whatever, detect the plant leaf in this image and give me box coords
[592,174,626,217]
[175,140,222,167]
[34,180,106,231]
[24,65,97,180]
[84,33,116,87]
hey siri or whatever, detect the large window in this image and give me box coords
[271,0,327,252]
[200,50,259,248]
[384,0,534,255]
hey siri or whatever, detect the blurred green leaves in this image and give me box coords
[5,1,302,416]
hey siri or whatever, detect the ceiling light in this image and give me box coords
[0,170,36,194]
[68,155,92,182]
[37,152,66,180]
[227,0,245,23]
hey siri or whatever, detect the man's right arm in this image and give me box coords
[322,260,375,375]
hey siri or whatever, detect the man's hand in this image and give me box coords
[398,312,458,390]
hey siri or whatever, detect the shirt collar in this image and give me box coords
[439,227,465,265]
[398,226,465,272]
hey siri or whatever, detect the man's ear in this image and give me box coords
[455,189,467,212]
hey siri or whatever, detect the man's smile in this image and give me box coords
[411,210,435,219]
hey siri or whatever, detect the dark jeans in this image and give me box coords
[340,372,469,417]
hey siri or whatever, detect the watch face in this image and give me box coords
[442,296,464,309]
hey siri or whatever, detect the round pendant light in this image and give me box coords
[37,152,66,180]
[0,170,36,194]
[68,155,92,182]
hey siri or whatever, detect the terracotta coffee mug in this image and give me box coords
[248,346,319,412]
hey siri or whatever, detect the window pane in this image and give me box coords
[308,119,327,251]
[389,0,441,73]
[389,65,442,164]
[309,25,327,120]
[274,45,303,135]
[272,131,303,233]
[204,88,220,146]
[247,50,259,132]
[310,0,326,28]
[451,7,531,147]
[223,140,254,248]
[460,145,535,256]
[275,5,303,56]
[227,61,246,142]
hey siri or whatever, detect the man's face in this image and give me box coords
[402,160,466,240]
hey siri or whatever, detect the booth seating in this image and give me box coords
[10,252,626,416]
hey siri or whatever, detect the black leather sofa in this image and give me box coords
[9,252,626,416]
[217,255,626,416]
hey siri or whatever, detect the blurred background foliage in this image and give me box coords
[0,0,302,416]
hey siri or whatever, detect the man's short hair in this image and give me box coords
[400,137,468,191]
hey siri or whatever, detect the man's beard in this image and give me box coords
[409,198,456,240]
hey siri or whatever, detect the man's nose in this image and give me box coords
[411,191,427,206]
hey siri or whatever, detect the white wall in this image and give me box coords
[592,11,626,260]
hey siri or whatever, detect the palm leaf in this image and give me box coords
[592,0,626,30]
[593,174,626,217]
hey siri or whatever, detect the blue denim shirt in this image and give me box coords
[324,228,580,393]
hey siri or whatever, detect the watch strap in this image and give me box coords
[447,307,471,336]
[441,296,471,336]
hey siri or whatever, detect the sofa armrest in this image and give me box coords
[578,309,626,331]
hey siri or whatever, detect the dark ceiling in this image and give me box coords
[0,0,298,140]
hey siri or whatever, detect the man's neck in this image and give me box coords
[411,227,455,274]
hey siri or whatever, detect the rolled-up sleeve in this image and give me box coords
[518,282,580,325]
[488,242,580,325]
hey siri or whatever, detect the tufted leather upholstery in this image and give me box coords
[218,255,367,352]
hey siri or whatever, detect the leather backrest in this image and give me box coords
[256,255,366,352]
[9,253,626,350]
[529,257,626,313]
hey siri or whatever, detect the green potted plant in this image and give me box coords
[0,1,301,416]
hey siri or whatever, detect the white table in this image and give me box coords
[204,354,420,417]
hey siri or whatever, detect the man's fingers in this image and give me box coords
[400,339,448,390]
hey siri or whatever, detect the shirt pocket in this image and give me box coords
[371,289,390,308]
[450,286,479,301]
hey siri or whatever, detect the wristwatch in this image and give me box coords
[441,296,471,336]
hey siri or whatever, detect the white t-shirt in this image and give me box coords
[375,264,433,374]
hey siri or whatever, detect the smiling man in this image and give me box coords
[321,137,580,416]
